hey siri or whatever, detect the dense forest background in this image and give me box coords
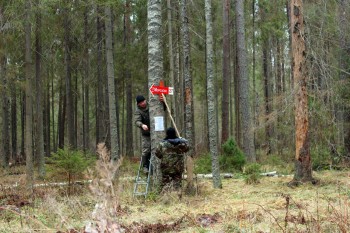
[0,0,349,180]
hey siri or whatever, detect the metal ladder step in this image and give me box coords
[133,159,152,197]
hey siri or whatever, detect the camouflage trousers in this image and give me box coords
[141,135,151,169]
[160,154,184,190]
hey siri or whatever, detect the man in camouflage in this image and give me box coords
[155,127,189,191]
[134,95,151,173]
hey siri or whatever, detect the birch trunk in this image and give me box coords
[148,0,164,188]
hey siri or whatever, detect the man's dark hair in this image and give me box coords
[136,95,145,104]
[165,127,177,139]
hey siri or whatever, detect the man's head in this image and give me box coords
[136,95,147,108]
[165,127,177,139]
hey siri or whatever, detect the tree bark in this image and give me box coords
[205,0,222,189]
[35,0,45,178]
[221,0,231,144]
[180,0,196,194]
[148,0,165,189]
[235,0,255,162]
[63,0,75,149]
[124,0,133,157]
[96,6,105,145]
[105,5,119,161]
[25,0,34,191]
[1,49,9,169]
[290,0,315,185]
[83,5,90,153]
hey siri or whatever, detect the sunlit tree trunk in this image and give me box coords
[105,5,119,161]
[205,0,222,189]
[290,0,315,185]
[180,0,195,194]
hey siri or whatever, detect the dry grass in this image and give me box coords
[1,164,350,232]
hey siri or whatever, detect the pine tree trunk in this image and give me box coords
[180,0,196,194]
[221,0,231,144]
[1,50,9,168]
[25,0,34,191]
[105,6,119,161]
[83,6,90,153]
[125,0,133,157]
[10,80,18,163]
[235,0,255,162]
[63,0,75,149]
[58,78,65,149]
[96,6,105,145]
[167,0,176,125]
[205,0,222,189]
[35,0,45,177]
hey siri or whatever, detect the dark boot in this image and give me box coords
[141,155,150,170]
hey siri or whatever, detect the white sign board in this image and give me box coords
[154,116,164,131]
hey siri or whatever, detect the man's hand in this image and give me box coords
[142,124,149,131]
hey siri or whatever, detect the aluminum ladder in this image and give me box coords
[133,159,152,197]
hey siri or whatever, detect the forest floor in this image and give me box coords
[1,162,350,233]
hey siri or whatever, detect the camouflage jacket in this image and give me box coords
[155,138,190,174]
[134,105,150,136]
[155,138,189,159]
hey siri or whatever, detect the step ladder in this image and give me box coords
[133,159,152,197]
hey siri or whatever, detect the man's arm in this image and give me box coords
[134,109,143,128]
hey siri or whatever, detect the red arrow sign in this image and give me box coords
[149,84,173,95]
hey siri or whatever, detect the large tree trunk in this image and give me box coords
[221,0,231,144]
[180,0,196,194]
[235,0,255,162]
[35,0,45,178]
[25,0,34,191]
[148,0,165,188]
[105,6,119,161]
[289,0,315,185]
[205,0,222,189]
